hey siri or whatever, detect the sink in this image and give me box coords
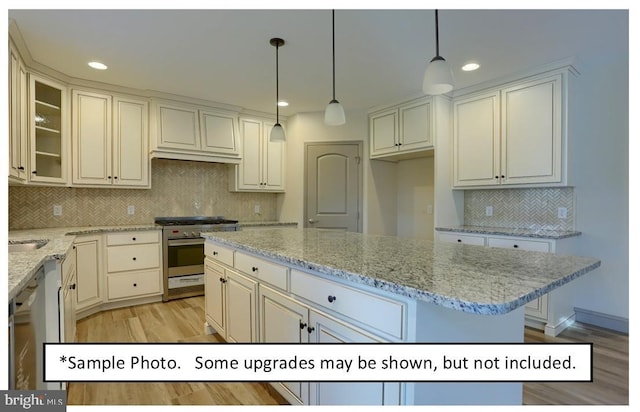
[8,240,48,252]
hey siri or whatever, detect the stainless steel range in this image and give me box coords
[155,216,239,301]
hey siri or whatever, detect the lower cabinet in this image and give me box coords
[204,258,257,343]
[61,245,77,343]
[74,235,103,314]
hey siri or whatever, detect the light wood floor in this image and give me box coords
[68,297,628,405]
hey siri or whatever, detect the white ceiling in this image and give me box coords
[7,9,629,116]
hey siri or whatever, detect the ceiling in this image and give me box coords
[7,9,629,116]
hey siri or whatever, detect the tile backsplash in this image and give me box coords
[8,159,277,230]
[464,187,575,231]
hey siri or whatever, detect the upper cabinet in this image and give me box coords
[369,96,433,160]
[8,40,28,182]
[71,89,149,188]
[229,116,286,192]
[453,70,570,188]
[150,100,241,163]
[29,74,68,184]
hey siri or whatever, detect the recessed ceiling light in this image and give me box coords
[277,101,289,107]
[461,62,480,72]
[88,61,108,70]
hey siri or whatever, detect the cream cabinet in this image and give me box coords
[453,72,565,188]
[72,90,149,188]
[369,96,433,159]
[105,231,162,302]
[74,235,103,315]
[29,74,68,184]
[61,245,77,343]
[436,230,579,336]
[229,117,285,192]
[204,258,258,343]
[9,41,29,182]
[150,100,240,163]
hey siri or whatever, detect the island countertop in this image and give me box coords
[201,228,601,315]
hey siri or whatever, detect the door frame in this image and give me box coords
[303,141,363,232]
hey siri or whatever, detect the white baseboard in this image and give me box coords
[574,307,628,333]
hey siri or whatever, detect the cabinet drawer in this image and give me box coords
[107,231,159,246]
[487,237,551,252]
[107,243,160,273]
[290,270,404,339]
[107,269,161,300]
[438,232,486,246]
[205,242,234,267]
[235,252,288,290]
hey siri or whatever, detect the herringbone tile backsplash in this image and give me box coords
[464,187,575,231]
[9,159,277,230]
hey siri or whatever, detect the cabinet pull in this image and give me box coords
[252,266,258,272]
[32,170,37,174]
[18,166,24,170]
[327,295,336,303]
[307,326,315,333]
[299,321,307,330]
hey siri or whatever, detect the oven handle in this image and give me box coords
[167,238,205,247]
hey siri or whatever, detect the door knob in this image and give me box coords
[308,219,317,224]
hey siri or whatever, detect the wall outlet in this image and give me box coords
[254,204,261,214]
[127,205,135,215]
[426,204,433,215]
[53,205,62,216]
[485,206,493,217]
[558,207,568,219]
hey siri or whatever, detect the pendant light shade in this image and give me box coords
[270,37,286,142]
[324,9,346,126]
[423,10,454,95]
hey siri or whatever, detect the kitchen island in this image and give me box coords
[201,228,600,405]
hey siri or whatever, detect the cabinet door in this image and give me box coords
[156,103,199,150]
[399,98,432,152]
[204,258,226,337]
[262,122,285,191]
[237,118,263,190]
[75,236,103,312]
[29,74,67,183]
[308,309,401,405]
[225,270,257,343]
[72,90,112,185]
[9,44,28,181]
[259,285,309,405]
[501,74,562,185]
[63,271,77,343]
[113,97,149,187]
[199,110,239,156]
[369,108,398,157]
[453,91,501,187]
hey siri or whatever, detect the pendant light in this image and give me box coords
[324,9,346,126]
[270,37,286,142]
[422,10,454,95]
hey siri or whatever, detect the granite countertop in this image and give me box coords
[8,224,160,300]
[238,221,298,228]
[201,228,600,315]
[435,225,582,240]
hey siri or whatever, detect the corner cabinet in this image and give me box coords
[72,89,150,188]
[29,74,68,184]
[150,99,241,164]
[9,40,29,182]
[436,230,578,336]
[369,96,433,160]
[229,116,285,192]
[453,69,573,188]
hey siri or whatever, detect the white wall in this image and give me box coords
[396,157,434,240]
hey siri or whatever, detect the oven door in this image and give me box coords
[166,238,205,277]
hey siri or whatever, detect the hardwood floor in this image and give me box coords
[68,297,628,406]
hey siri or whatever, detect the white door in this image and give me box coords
[305,142,361,232]
[225,270,257,343]
[204,259,226,337]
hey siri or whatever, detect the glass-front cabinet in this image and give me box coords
[29,74,67,184]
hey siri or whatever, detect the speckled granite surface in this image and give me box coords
[8,225,160,299]
[239,221,298,229]
[202,228,600,315]
[435,226,581,240]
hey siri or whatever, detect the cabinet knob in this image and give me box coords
[513,244,519,248]
[299,321,307,330]
[17,166,24,171]
[327,295,337,303]
[501,175,505,179]
[213,251,218,256]
[398,142,402,146]
[132,237,137,241]
[457,239,462,243]
[307,326,315,333]
[114,176,118,179]
[132,257,137,261]
[70,283,76,290]
[495,176,499,179]
[219,277,224,282]
[32,170,37,174]
[108,176,112,179]
[252,266,258,272]
[133,283,137,287]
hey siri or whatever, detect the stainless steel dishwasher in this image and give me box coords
[9,267,45,390]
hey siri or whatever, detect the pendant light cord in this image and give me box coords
[332,9,336,101]
[434,9,440,57]
[275,41,280,123]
